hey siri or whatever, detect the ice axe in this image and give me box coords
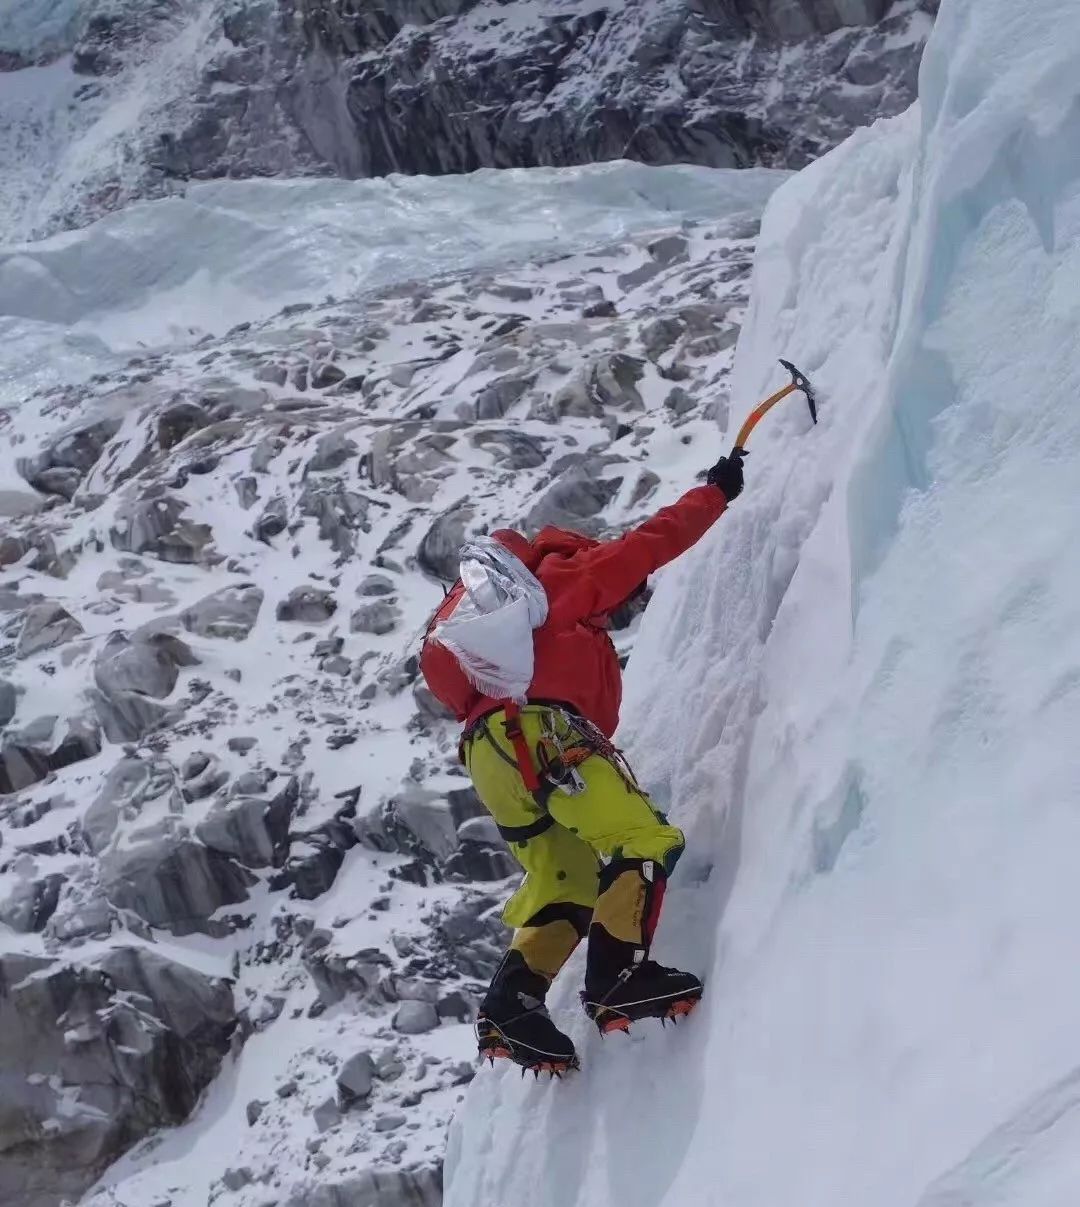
[730,359,817,457]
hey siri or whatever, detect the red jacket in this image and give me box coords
[456,484,728,737]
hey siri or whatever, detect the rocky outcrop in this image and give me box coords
[196,776,298,868]
[90,630,197,741]
[298,479,371,557]
[94,630,197,699]
[180,583,264,640]
[6,0,933,238]
[99,832,255,935]
[185,0,933,187]
[0,946,235,1207]
[1,715,102,796]
[527,460,625,535]
[356,784,517,886]
[351,599,400,635]
[281,1165,442,1207]
[110,492,214,563]
[0,872,66,934]
[14,603,84,659]
[418,503,474,582]
[18,418,121,498]
[0,679,17,728]
[276,584,338,622]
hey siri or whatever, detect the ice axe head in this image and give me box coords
[778,358,817,425]
[730,357,819,456]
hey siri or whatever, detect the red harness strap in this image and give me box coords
[501,701,542,793]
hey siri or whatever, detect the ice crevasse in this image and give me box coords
[445,0,1080,1204]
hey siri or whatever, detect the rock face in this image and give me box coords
[5,0,933,238]
[297,0,932,173]
[0,947,235,1207]
[392,1000,440,1035]
[90,631,197,741]
[1,715,102,795]
[18,418,121,497]
[0,680,17,728]
[336,1050,376,1102]
[351,599,400,635]
[110,493,214,563]
[94,630,196,700]
[195,778,298,869]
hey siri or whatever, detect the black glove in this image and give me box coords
[706,449,745,501]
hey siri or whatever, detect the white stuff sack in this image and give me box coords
[431,537,548,701]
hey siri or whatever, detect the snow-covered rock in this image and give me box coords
[180,583,264,640]
[336,1049,376,1103]
[0,945,235,1207]
[14,602,83,658]
[276,585,338,623]
[393,1000,441,1036]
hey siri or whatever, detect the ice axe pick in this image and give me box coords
[730,358,817,457]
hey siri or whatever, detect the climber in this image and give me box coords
[419,451,745,1074]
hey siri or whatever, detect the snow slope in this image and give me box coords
[445,1,1080,1204]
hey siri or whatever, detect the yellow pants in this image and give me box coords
[463,705,685,982]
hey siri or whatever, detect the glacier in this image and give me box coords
[445,0,1080,1204]
[0,164,784,345]
[0,161,783,496]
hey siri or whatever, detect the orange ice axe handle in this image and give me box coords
[731,358,817,456]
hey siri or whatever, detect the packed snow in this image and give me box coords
[445,0,1080,1204]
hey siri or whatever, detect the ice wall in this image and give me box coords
[445,0,1080,1203]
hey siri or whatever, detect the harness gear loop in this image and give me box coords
[502,701,542,793]
[561,710,642,797]
[536,710,589,797]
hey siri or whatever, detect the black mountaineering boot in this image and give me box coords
[476,951,578,1075]
[582,859,703,1034]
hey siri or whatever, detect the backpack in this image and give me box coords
[420,536,547,719]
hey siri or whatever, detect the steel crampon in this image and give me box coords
[595,994,699,1035]
[478,1029,579,1078]
[483,1049,578,1078]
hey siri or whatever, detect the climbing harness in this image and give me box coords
[463,702,638,822]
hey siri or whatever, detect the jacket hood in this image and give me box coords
[491,526,598,571]
[490,528,538,568]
